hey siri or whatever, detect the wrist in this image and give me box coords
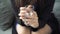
[29,20,39,28]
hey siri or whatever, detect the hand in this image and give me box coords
[18,5,39,28]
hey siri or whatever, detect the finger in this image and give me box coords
[33,11,37,17]
[18,11,29,17]
[31,11,38,19]
[19,13,32,19]
[18,11,27,17]
[25,16,32,19]
[19,17,25,19]
[19,16,32,20]
[26,5,33,10]
[18,14,25,17]
[23,19,31,23]
[20,7,26,10]
[20,7,28,13]
[23,19,36,25]
[20,16,32,20]
[20,10,27,13]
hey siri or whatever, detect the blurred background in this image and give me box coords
[0,0,60,34]
[53,0,60,30]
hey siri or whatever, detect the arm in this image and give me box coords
[41,0,55,20]
[30,0,55,32]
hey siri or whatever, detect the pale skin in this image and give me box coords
[16,5,52,34]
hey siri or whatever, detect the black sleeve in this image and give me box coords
[41,0,60,34]
[41,0,55,20]
[28,0,55,32]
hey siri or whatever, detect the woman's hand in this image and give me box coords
[18,5,39,28]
